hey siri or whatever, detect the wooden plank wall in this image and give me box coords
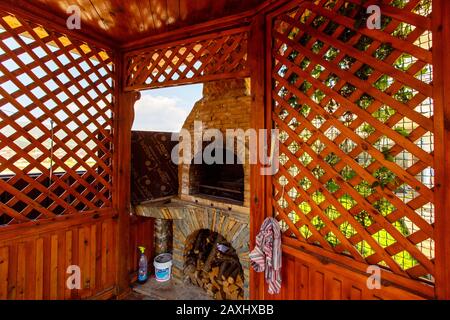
[129,216,155,280]
[0,214,117,300]
[265,249,428,300]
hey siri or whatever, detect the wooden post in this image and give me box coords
[249,13,266,300]
[432,0,450,300]
[113,52,141,298]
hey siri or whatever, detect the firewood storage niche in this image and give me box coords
[184,229,244,300]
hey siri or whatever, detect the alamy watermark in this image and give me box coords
[367,5,382,30]
[171,121,280,176]
[66,265,81,290]
[366,265,382,290]
[66,5,81,30]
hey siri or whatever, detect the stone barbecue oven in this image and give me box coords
[179,78,251,207]
[136,78,252,299]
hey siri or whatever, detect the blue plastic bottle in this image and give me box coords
[137,246,148,284]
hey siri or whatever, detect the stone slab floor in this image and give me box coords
[126,277,212,300]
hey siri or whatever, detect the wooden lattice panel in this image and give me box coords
[125,30,249,91]
[0,11,114,226]
[271,0,434,280]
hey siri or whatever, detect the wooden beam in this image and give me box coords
[121,10,254,52]
[121,0,295,52]
[121,8,255,52]
[248,13,266,300]
[113,51,140,297]
[432,0,450,300]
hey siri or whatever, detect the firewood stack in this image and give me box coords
[183,230,244,300]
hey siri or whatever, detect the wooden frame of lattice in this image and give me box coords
[124,28,250,91]
[268,0,435,281]
[0,9,115,227]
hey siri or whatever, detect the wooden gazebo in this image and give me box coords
[0,0,449,300]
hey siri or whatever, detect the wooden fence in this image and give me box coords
[0,7,119,299]
[261,0,437,299]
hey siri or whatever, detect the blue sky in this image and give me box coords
[132,84,203,133]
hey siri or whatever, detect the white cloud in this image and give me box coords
[132,94,189,132]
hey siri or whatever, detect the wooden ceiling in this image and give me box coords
[21,0,266,45]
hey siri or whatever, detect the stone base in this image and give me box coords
[135,197,250,299]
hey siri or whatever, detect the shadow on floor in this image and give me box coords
[126,277,213,300]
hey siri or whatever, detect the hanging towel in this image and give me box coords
[249,217,282,295]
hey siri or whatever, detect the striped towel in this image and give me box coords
[249,217,282,295]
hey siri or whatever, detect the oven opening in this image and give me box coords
[189,148,244,204]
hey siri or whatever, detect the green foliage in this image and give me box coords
[372,106,395,123]
[323,47,339,61]
[325,74,339,88]
[339,83,356,98]
[311,65,325,79]
[339,55,356,70]
[373,75,393,92]
[312,89,326,103]
[395,127,410,138]
[395,219,411,237]
[394,87,415,103]
[354,35,373,52]
[325,179,340,193]
[360,123,375,136]
[339,194,357,210]
[299,80,312,93]
[356,94,374,109]
[324,153,340,166]
[390,0,409,8]
[287,50,299,62]
[373,43,394,61]
[311,40,324,54]
[392,22,414,40]
[298,177,311,190]
[394,53,414,71]
[355,181,373,198]
[288,73,299,85]
[341,166,357,181]
[282,0,426,271]
[311,16,327,29]
[381,147,395,162]
[355,64,374,80]
[372,167,397,190]
[373,198,396,216]
[355,211,372,228]
[299,57,311,70]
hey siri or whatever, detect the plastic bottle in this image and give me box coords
[137,246,148,284]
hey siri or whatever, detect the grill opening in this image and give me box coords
[189,148,244,204]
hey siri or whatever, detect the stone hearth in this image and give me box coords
[135,199,250,298]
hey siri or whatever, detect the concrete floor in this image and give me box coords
[126,277,212,300]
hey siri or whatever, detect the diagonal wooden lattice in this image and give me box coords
[0,11,115,226]
[271,0,434,280]
[125,30,249,91]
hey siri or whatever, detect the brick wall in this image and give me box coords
[179,78,252,208]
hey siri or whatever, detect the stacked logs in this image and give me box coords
[184,229,244,300]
